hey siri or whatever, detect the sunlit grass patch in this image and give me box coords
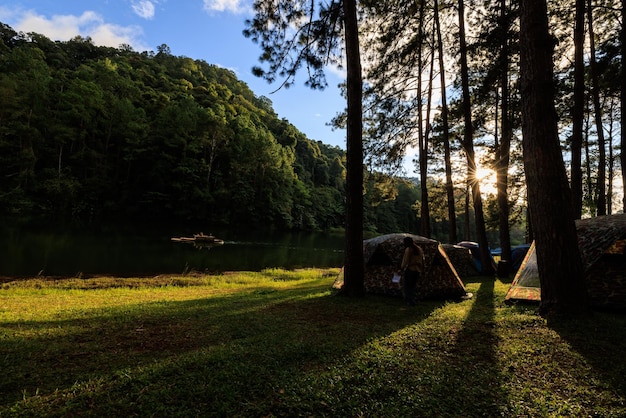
[260,267,341,281]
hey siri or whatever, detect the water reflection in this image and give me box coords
[179,241,225,251]
[0,224,344,277]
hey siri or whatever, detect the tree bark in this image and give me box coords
[587,0,606,216]
[417,0,431,238]
[434,0,457,244]
[341,0,365,296]
[458,0,494,274]
[464,187,471,240]
[607,103,615,214]
[519,0,588,317]
[497,0,512,266]
[571,0,585,219]
[622,0,626,212]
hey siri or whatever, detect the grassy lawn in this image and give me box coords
[1,269,625,417]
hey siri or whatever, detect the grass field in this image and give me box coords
[1,269,625,417]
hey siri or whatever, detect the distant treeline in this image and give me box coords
[0,23,420,233]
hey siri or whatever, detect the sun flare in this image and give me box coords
[476,166,498,196]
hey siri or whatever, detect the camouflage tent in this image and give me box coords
[505,214,626,310]
[363,233,469,300]
[442,244,479,278]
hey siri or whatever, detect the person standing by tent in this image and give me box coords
[400,237,425,306]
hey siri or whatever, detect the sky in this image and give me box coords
[0,0,348,150]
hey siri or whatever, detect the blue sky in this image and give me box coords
[0,0,347,149]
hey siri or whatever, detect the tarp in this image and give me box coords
[505,214,626,310]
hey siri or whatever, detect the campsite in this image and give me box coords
[1,0,625,415]
[1,269,625,416]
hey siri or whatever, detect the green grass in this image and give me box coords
[1,269,625,417]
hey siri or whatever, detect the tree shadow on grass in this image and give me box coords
[0,283,444,416]
[549,311,626,403]
[266,277,507,417]
[499,297,626,416]
[414,277,506,417]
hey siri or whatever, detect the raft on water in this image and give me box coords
[171,233,224,245]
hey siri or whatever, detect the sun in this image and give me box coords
[476,166,498,196]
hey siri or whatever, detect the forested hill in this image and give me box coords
[0,22,419,232]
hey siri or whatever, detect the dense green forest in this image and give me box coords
[0,22,426,233]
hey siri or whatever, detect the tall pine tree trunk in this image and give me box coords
[458,0,494,274]
[621,0,626,212]
[341,0,365,296]
[417,0,431,238]
[497,0,512,266]
[434,0,457,243]
[607,102,615,214]
[421,33,436,239]
[519,0,588,317]
[587,0,606,216]
[464,188,471,240]
[584,118,595,212]
[571,0,585,218]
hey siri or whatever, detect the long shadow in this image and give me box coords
[550,312,626,401]
[425,277,505,416]
[0,282,443,415]
[281,277,506,417]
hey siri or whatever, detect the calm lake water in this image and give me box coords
[0,223,345,277]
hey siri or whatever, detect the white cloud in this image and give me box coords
[203,0,247,14]
[8,10,149,52]
[327,62,346,80]
[0,6,17,22]
[131,1,156,20]
[214,63,241,76]
[89,22,147,50]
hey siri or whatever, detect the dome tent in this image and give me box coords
[510,244,531,274]
[505,214,626,310]
[362,233,470,300]
[456,241,497,274]
[442,243,480,278]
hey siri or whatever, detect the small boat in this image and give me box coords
[192,233,224,244]
[171,232,224,245]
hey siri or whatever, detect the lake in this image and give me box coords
[0,223,345,277]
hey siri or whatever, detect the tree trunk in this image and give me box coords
[497,0,512,266]
[434,0,457,244]
[58,144,63,180]
[571,0,585,219]
[584,118,594,212]
[458,0,494,274]
[621,0,626,212]
[421,40,435,239]
[417,0,431,238]
[519,0,588,317]
[341,0,365,297]
[464,186,471,241]
[607,102,615,214]
[587,0,606,216]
